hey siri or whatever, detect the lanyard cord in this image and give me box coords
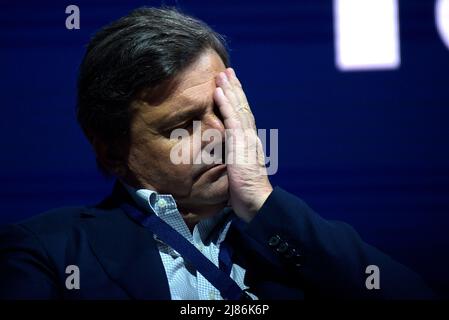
[121,203,252,300]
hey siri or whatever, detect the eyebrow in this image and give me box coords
[159,102,209,128]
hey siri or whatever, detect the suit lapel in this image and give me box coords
[81,182,171,300]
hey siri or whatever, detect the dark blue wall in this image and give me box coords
[1,0,448,297]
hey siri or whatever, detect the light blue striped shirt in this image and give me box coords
[124,185,257,300]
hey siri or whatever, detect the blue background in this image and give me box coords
[1,0,448,297]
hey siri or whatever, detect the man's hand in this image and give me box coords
[214,68,273,222]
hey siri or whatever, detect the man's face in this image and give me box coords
[124,50,229,212]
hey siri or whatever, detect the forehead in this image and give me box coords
[175,50,226,100]
[134,50,226,121]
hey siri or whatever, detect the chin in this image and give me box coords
[196,173,229,205]
[176,171,229,209]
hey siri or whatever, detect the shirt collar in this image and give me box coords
[122,182,231,244]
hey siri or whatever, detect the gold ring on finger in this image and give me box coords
[237,104,250,112]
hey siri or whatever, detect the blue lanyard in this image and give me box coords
[121,203,252,300]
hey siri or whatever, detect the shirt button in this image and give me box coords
[268,235,281,247]
[293,253,305,268]
[276,242,289,253]
[284,248,297,259]
[208,291,216,300]
[156,199,167,208]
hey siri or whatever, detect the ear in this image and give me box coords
[91,137,127,177]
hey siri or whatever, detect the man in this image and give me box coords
[0,7,435,299]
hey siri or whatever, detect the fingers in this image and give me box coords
[225,68,242,88]
[213,87,239,129]
[217,72,240,109]
[214,68,256,131]
[225,68,248,108]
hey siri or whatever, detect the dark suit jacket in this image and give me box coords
[0,183,435,299]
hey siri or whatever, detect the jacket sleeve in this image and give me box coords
[0,224,60,299]
[244,186,436,299]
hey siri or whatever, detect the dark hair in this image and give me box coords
[76,7,229,173]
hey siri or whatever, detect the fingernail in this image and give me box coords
[220,72,228,82]
[216,87,224,96]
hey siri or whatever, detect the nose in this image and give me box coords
[200,110,225,151]
[203,111,225,135]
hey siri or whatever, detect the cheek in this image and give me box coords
[128,134,201,195]
[158,161,195,197]
[156,140,194,175]
[153,139,195,187]
[166,134,203,168]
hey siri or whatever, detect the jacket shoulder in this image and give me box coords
[1,206,92,237]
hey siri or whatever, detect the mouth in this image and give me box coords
[194,163,227,180]
[193,143,227,180]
